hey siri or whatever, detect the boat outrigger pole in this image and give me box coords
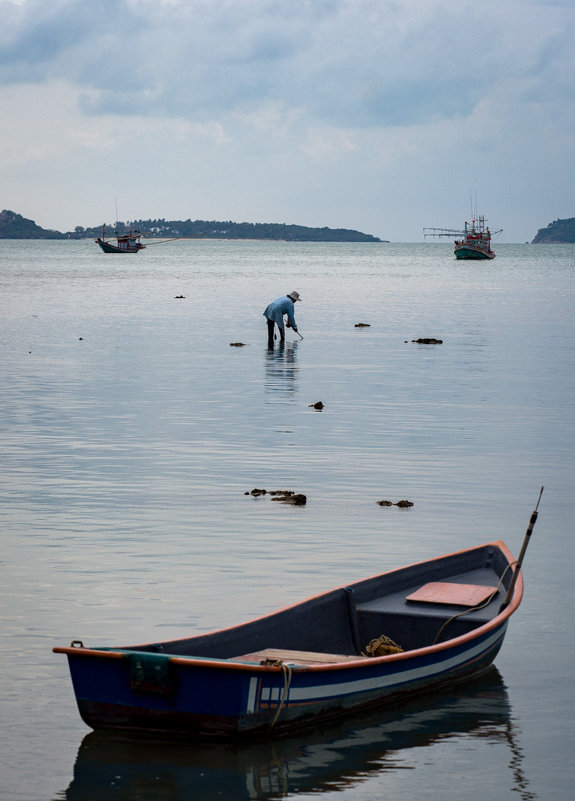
[503,486,544,607]
[423,225,503,239]
[141,237,186,246]
[423,227,466,238]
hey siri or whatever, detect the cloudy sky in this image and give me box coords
[1,0,573,242]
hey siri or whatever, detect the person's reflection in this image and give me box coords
[264,341,299,395]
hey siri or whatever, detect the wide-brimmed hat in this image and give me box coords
[287,291,301,302]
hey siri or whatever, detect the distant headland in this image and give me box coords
[0,210,382,242]
[531,217,575,244]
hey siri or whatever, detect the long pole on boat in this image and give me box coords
[141,237,186,246]
[504,486,544,606]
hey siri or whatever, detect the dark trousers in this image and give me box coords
[267,319,284,348]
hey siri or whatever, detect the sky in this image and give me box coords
[1,0,574,242]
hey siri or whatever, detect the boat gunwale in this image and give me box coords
[53,540,521,673]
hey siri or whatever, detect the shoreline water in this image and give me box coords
[1,240,573,800]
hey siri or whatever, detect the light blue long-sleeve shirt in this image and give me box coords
[263,295,297,330]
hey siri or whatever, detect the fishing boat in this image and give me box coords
[454,216,496,259]
[95,225,145,253]
[54,533,533,740]
[424,214,501,260]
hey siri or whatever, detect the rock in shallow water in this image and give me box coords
[245,489,307,505]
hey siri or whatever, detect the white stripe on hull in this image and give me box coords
[256,625,506,708]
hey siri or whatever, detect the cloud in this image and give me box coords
[0,0,574,240]
[1,0,572,129]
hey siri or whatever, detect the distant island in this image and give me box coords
[531,217,575,243]
[0,209,64,239]
[0,210,381,242]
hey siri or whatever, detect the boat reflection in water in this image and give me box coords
[62,668,533,801]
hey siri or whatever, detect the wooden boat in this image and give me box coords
[54,539,526,739]
[95,225,145,253]
[424,214,501,260]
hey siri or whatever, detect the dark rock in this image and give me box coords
[355,323,371,327]
[309,401,324,410]
[273,493,307,505]
[247,488,306,505]
[396,500,414,507]
[230,342,246,347]
[377,500,393,506]
[412,338,443,344]
[174,295,186,298]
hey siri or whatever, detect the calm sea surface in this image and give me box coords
[1,239,574,800]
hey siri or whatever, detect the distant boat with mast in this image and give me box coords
[424,214,502,260]
[95,224,146,253]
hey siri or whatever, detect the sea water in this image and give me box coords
[0,239,574,800]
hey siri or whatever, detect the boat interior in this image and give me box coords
[123,545,513,663]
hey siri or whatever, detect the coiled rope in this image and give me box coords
[362,634,404,656]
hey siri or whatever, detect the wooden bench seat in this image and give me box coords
[231,648,365,665]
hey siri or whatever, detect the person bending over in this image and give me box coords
[263,291,301,348]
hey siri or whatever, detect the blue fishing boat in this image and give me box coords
[54,536,532,739]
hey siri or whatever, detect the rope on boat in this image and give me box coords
[263,660,293,730]
[432,561,516,645]
[362,634,404,656]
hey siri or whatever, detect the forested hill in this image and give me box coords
[531,218,575,243]
[0,210,381,242]
[80,218,382,242]
[0,210,64,239]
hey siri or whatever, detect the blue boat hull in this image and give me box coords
[69,626,506,737]
[66,668,510,799]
